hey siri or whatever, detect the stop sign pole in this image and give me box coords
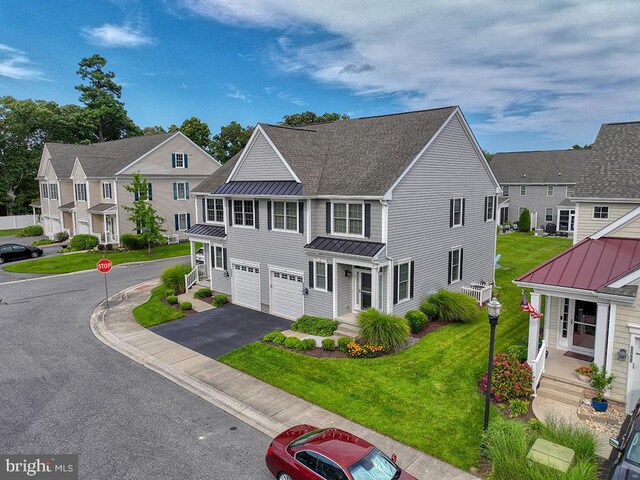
[96,258,113,308]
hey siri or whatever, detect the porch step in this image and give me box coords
[335,323,359,339]
[536,377,586,407]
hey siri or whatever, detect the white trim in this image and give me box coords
[331,201,365,238]
[452,197,464,226]
[313,258,328,292]
[174,152,186,169]
[204,197,225,224]
[306,199,311,244]
[226,125,301,183]
[591,204,640,239]
[606,303,617,376]
[271,199,299,232]
[101,181,113,200]
[592,205,610,220]
[176,212,189,231]
[175,181,189,200]
[353,267,374,311]
[608,268,640,289]
[332,258,338,318]
[449,246,462,284]
[232,199,256,227]
[573,197,640,203]
[381,200,388,244]
[395,260,412,304]
[211,244,225,270]
[573,202,579,244]
[626,323,640,413]
[229,258,260,268]
[516,281,637,305]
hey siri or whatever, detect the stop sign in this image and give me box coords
[97,258,113,273]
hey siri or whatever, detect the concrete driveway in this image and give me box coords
[150,304,292,358]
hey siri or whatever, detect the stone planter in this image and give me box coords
[578,374,591,383]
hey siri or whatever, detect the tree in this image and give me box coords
[123,172,165,253]
[518,208,531,232]
[210,121,253,164]
[75,54,141,142]
[178,117,212,151]
[482,149,494,162]
[571,144,592,149]
[280,111,349,127]
[142,125,166,135]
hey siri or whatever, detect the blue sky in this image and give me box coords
[2,0,640,153]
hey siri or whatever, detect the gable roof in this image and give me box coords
[575,122,640,199]
[194,107,467,196]
[490,149,590,185]
[45,132,176,179]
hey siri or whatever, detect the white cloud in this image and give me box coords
[226,84,250,102]
[81,23,155,47]
[175,0,640,144]
[0,44,45,81]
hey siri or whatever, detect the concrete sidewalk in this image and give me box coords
[91,280,478,480]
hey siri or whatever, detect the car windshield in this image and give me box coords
[289,429,328,448]
[348,448,400,480]
[626,432,640,466]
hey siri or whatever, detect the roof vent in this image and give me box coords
[558,172,562,176]
[523,173,527,178]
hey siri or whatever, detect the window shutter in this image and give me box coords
[148,183,153,201]
[184,154,189,168]
[186,213,191,229]
[494,196,497,220]
[254,200,259,229]
[223,248,228,271]
[185,183,190,199]
[228,200,233,226]
[202,198,206,222]
[174,214,179,231]
[484,197,488,222]
[298,201,304,234]
[173,183,177,200]
[462,198,466,226]
[449,199,454,228]
[309,261,314,288]
[393,265,398,304]
[327,263,333,292]
[364,203,371,238]
[171,153,176,168]
[459,248,464,281]
[134,190,139,201]
[267,201,272,230]
[410,260,415,299]
[448,251,452,284]
[326,202,331,233]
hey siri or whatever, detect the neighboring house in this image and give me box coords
[184,107,501,322]
[515,121,640,414]
[34,132,219,242]
[490,149,589,232]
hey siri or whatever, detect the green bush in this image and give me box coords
[193,288,213,300]
[120,233,144,250]
[69,234,99,251]
[508,399,529,418]
[167,295,178,305]
[506,344,528,363]
[180,301,192,311]
[272,333,287,345]
[160,263,191,294]
[480,354,533,403]
[213,294,229,307]
[299,339,316,351]
[426,290,480,323]
[419,301,439,319]
[32,239,52,246]
[164,289,175,298]
[357,308,409,351]
[16,225,43,237]
[337,336,354,352]
[284,337,302,350]
[291,315,339,336]
[405,310,428,333]
[262,330,282,342]
[54,231,69,243]
[322,338,336,351]
[518,208,531,232]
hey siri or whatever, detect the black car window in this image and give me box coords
[626,432,640,466]
[0,245,10,253]
[295,450,318,471]
[316,455,348,480]
[11,245,26,252]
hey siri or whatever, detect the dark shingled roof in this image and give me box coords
[87,203,117,213]
[214,181,303,196]
[193,107,459,196]
[46,132,176,178]
[185,224,226,238]
[305,236,385,257]
[575,122,640,199]
[490,149,589,184]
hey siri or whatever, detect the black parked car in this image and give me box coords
[0,243,44,264]
[608,399,640,479]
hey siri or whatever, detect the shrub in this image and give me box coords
[97,243,106,251]
[518,208,531,232]
[272,333,287,345]
[426,290,480,323]
[120,233,144,250]
[16,225,43,237]
[105,243,113,250]
[262,330,282,342]
[284,337,302,350]
[480,353,533,403]
[419,301,439,319]
[167,295,178,305]
[213,294,229,307]
[589,363,615,402]
[508,399,529,418]
[405,310,428,333]
[32,239,52,246]
[160,263,191,294]
[291,315,339,336]
[180,301,192,311]
[506,344,528,363]
[69,234,99,251]
[575,365,593,377]
[337,337,354,352]
[54,231,69,243]
[299,339,316,351]
[193,288,213,300]
[164,289,175,298]
[345,342,386,358]
[322,338,336,351]
[357,308,409,351]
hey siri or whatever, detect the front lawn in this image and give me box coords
[219,233,572,470]
[133,285,185,328]
[0,228,23,237]
[3,242,190,274]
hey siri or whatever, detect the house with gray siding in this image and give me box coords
[185,107,501,322]
[490,149,589,232]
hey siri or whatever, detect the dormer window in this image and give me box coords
[172,152,188,168]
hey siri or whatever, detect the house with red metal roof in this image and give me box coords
[515,121,640,413]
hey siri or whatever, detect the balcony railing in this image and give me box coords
[528,340,547,396]
[461,282,493,306]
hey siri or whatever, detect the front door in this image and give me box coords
[570,300,596,354]
[354,269,372,311]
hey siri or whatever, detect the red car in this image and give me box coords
[265,424,417,480]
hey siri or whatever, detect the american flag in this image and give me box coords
[521,290,543,318]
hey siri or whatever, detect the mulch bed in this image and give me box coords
[410,320,448,338]
[161,297,198,316]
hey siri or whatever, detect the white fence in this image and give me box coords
[0,215,34,230]
[461,283,493,306]
[185,264,206,291]
[528,340,547,396]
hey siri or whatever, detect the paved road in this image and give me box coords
[0,259,274,479]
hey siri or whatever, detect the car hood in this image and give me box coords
[611,464,640,480]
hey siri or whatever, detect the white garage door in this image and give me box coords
[271,270,304,320]
[232,263,261,311]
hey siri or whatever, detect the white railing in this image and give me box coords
[528,340,547,396]
[165,233,180,244]
[461,283,493,306]
[185,265,200,291]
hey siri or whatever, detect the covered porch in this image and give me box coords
[184,224,228,291]
[88,203,118,244]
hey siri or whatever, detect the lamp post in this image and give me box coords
[483,297,502,431]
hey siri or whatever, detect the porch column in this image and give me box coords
[371,266,379,310]
[189,241,196,267]
[594,303,610,368]
[606,304,617,375]
[103,213,107,243]
[527,292,541,363]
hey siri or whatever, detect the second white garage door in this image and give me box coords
[232,264,261,311]
[271,270,304,320]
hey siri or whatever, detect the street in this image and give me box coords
[0,258,273,479]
